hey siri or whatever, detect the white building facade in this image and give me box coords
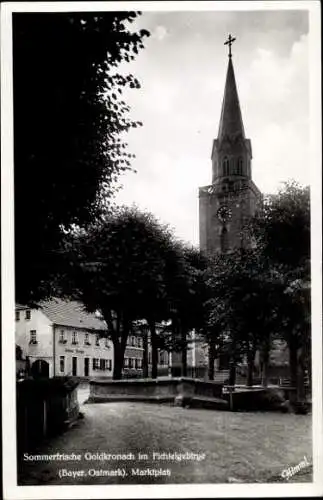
[15,299,114,379]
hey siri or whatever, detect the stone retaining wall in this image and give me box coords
[88,377,227,409]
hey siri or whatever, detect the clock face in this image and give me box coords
[217,205,232,223]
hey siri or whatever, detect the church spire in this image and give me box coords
[217,35,245,141]
[199,35,262,256]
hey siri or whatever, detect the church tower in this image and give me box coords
[199,35,262,254]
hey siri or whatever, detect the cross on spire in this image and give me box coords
[224,34,236,58]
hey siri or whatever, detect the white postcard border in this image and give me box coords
[1,1,322,499]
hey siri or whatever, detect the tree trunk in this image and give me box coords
[228,360,236,387]
[261,360,268,387]
[181,328,187,377]
[142,330,149,378]
[112,339,124,380]
[260,341,270,387]
[247,343,255,387]
[247,358,253,387]
[170,317,181,377]
[112,316,130,380]
[149,320,158,379]
[208,340,215,381]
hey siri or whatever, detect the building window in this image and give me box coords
[84,333,91,346]
[124,357,129,368]
[128,358,133,369]
[29,330,37,344]
[137,337,143,348]
[223,157,229,176]
[97,359,112,371]
[15,311,20,321]
[95,334,100,346]
[25,310,31,320]
[60,356,65,373]
[148,351,152,364]
[59,329,66,344]
[72,331,78,345]
[237,157,243,175]
[92,358,100,370]
[135,358,143,369]
[105,338,110,348]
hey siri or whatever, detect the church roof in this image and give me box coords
[217,57,246,141]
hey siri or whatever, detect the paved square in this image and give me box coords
[18,400,312,485]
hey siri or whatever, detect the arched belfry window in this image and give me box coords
[223,157,229,176]
[237,157,243,175]
[230,158,235,175]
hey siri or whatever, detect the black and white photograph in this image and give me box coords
[1,1,322,498]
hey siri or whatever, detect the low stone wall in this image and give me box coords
[88,377,228,409]
[223,386,301,412]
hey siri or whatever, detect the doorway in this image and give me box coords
[31,359,49,378]
[84,357,89,377]
[72,357,77,376]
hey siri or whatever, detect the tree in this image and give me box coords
[200,295,228,381]
[203,182,310,394]
[67,206,178,379]
[254,181,310,269]
[203,248,284,386]
[179,247,211,376]
[253,181,311,402]
[159,244,210,377]
[13,12,150,304]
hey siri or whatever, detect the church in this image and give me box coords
[199,35,262,254]
[191,36,265,376]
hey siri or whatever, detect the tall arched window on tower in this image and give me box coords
[237,157,243,175]
[220,225,229,253]
[230,157,235,175]
[223,157,229,176]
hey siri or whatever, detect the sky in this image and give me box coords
[113,9,310,246]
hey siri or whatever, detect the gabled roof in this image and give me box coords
[217,57,246,141]
[39,298,107,331]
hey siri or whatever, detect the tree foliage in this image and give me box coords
[67,206,178,379]
[13,12,150,304]
[253,181,311,345]
[253,181,310,268]
[62,205,212,379]
[201,181,310,390]
[157,244,211,376]
[255,183,311,401]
